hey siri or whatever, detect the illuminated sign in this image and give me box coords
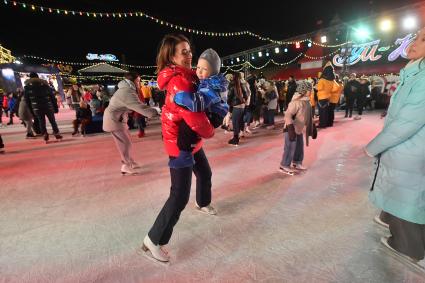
[86,53,119,62]
[1,68,15,80]
[333,34,415,67]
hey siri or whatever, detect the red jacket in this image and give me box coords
[158,65,214,157]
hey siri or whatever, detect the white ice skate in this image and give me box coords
[278,166,296,176]
[121,164,139,175]
[373,215,389,229]
[140,235,170,263]
[195,203,217,215]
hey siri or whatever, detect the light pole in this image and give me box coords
[342,25,352,77]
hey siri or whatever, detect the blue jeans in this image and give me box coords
[280,132,304,167]
[232,107,244,138]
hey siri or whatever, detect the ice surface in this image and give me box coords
[0,110,424,282]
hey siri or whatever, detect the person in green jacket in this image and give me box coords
[365,27,425,270]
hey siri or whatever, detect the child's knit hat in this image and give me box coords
[199,48,221,75]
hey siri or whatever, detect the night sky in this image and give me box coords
[0,0,422,74]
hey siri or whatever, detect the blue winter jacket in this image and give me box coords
[366,59,425,224]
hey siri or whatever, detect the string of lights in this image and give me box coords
[21,55,157,69]
[222,49,340,69]
[77,62,128,73]
[21,55,93,66]
[2,0,350,47]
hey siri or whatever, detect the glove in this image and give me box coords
[287,124,296,142]
[207,112,224,128]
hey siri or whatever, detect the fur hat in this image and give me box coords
[225,73,233,81]
[296,80,312,94]
[199,48,221,76]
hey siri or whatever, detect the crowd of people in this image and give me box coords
[0,29,424,271]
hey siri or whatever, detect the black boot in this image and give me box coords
[228,136,239,146]
[43,133,49,142]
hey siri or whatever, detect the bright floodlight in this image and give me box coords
[236,57,240,62]
[258,51,262,57]
[321,36,327,43]
[380,19,393,32]
[354,26,371,41]
[284,48,288,53]
[275,47,280,53]
[403,16,417,30]
[307,42,312,47]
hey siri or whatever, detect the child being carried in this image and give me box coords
[170,48,229,168]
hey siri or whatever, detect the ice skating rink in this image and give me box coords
[1,110,424,282]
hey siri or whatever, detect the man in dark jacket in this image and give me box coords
[24,72,62,142]
[286,75,297,108]
[343,73,361,118]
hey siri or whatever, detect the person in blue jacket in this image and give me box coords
[365,27,425,269]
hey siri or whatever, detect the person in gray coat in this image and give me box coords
[103,71,158,175]
[18,90,35,138]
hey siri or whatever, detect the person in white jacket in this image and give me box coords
[103,72,159,175]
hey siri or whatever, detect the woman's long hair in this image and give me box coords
[232,72,244,103]
[156,34,191,73]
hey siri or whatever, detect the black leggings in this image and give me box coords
[148,148,212,245]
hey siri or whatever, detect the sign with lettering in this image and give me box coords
[333,34,415,67]
[86,53,119,62]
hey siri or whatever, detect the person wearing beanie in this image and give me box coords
[279,80,315,175]
[171,48,229,169]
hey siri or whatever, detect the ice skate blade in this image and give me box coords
[278,168,296,176]
[380,237,425,273]
[121,171,139,176]
[137,245,170,265]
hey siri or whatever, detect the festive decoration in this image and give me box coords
[332,33,414,67]
[19,55,157,69]
[222,50,340,69]
[0,44,15,63]
[2,0,351,47]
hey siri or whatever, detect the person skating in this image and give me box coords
[343,73,360,118]
[143,34,216,263]
[102,71,158,175]
[365,27,425,271]
[24,72,62,143]
[279,81,315,175]
[316,62,335,128]
[227,72,247,146]
[17,89,36,138]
